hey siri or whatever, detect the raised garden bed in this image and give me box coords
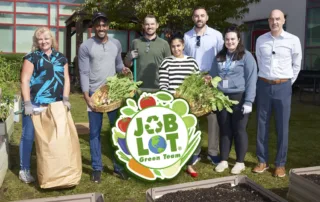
[0,135,8,188]
[287,166,320,202]
[0,108,14,141]
[146,175,287,202]
[15,192,105,202]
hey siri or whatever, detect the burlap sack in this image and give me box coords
[32,101,82,189]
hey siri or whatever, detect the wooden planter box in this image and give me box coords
[146,175,287,202]
[0,108,14,141]
[287,166,320,202]
[0,135,8,188]
[15,192,104,202]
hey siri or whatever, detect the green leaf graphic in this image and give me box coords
[126,98,137,109]
[153,169,162,177]
[183,115,197,129]
[120,107,136,116]
[171,99,189,116]
[155,91,173,102]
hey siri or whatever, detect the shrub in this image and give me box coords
[0,55,21,83]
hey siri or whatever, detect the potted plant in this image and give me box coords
[287,166,320,202]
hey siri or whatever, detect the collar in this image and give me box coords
[36,48,57,57]
[192,25,210,37]
[269,30,288,39]
[142,35,158,42]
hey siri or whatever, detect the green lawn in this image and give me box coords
[1,92,320,202]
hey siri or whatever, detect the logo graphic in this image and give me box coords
[112,91,201,181]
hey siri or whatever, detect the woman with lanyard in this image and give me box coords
[19,27,70,183]
[208,25,257,174]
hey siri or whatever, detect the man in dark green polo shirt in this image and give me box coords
[124,15,171,91]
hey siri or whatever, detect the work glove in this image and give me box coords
[127,50,139,61]
[63,96,71,110]
[242,104,252,114]
[24,101,33,116]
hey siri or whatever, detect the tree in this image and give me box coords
[77,0,260,36]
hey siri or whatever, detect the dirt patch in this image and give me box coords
[155,183,278,202]
[301,174,320,186]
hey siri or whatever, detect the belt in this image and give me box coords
[258,77,289,85]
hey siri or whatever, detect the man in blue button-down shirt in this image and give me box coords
[183,7,224,170]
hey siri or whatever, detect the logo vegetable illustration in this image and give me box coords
[112,91,201,181]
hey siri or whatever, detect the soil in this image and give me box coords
[155,183,278,202]
[301,174,320,186]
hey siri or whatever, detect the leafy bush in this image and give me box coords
[0,55,21,83]
[0,53,24,63]
[0,54,22,121]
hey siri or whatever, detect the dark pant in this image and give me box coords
[217,93,249,163]
[88,92,123,172]
[256,79,292,167]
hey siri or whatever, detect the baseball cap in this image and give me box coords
[92,12,108,24]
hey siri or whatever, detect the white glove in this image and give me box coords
[128,50,138,60]
[242,104,252,114]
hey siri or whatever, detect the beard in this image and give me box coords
[195,21,206,29]
[144,29,156,36]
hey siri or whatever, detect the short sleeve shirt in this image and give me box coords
[23,49,67,104]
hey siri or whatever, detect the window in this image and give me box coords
[0,13,14,24]
[16,2,48,13]
[305,1,320,70]
[16,14,48,25]
[0,26,13,52]
[16,26,37,53]
[59,5,77,15]
[0,1,13,12]
[50,5,57,26]
[306,7,320,46]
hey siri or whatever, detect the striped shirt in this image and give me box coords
[159,55,200,94]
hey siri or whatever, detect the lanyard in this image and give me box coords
[223,54,234,78]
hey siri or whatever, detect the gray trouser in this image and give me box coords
[193,113,220,156]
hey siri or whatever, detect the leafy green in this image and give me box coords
[174,73,238,114]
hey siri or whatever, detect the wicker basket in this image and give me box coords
[173,93,212,117]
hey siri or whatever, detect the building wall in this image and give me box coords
[0,0,134,61]
[232,0,307,67]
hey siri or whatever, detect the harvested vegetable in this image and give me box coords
[93,73,142,106]
[174,73,239,114]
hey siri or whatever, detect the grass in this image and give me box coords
[1,92,320,202]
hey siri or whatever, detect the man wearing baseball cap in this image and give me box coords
[78,11,131,183]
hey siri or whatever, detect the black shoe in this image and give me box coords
[91,170,101,183]
[114,169,129,180]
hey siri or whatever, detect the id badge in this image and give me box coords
[222,79,228,88]
[272,59,279,68]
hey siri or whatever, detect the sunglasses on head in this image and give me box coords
[196,36,201,47]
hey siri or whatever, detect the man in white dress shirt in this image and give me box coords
[252,9,302,177]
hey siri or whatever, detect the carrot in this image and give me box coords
[128,158,155,179]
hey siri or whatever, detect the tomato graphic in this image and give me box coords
[117,117,131,132]
[139,96,156,109]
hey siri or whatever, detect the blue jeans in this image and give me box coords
[20,114,34,170]
[88,93,123,172]
[19,102,40,170]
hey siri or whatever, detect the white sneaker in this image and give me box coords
[215,161,228,173]
[231,162,245,174]
[19,170,35,183]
